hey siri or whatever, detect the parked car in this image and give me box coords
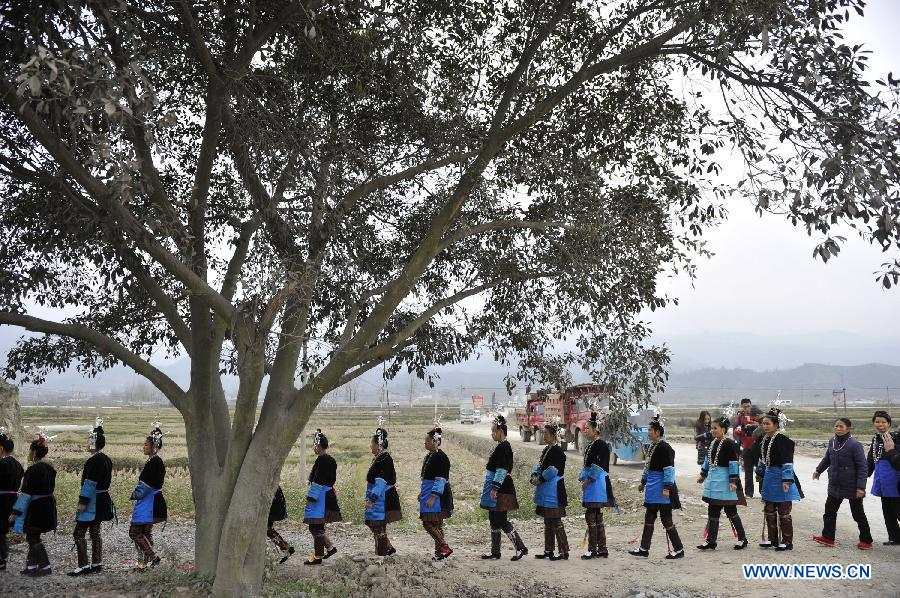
[459,408,476,424]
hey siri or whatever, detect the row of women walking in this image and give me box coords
[0,419,166,576]
[2,408,898,577]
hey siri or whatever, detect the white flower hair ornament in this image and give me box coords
[722,401,737,419]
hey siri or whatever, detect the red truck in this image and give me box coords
[515,383,613,450]
[515,393,545,443]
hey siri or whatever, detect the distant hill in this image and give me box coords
[659,362,900,405]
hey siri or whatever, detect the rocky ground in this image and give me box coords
[2,424,899,597]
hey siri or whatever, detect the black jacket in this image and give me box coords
[80,451,115,522]
[17,460,58,532]
[0,455,24,529]
[367,451,401,516]
[486,440,516,494]
[137,454,167,522]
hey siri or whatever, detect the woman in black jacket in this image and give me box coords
[302,429,342,565]
[419,426,453,560]
[532,422,569,560]
[364,427,402,556]
[69,418,115,576]
[9,434,57,576]
[479,415,527,560]
[0,431,24,572]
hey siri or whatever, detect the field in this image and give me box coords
[19,405,643,527]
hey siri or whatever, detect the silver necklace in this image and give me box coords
[762,431,781,467]
[830,434,850,453]
[709,437,723,467]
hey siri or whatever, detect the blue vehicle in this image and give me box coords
[610,406,659,464]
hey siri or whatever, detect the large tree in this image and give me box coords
[1,0,897,594]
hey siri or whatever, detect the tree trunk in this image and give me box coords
[210,428,293,596]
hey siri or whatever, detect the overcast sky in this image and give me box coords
[648,2,899,340]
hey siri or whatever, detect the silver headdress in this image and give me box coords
[313,428,327,447]
[148,419,164,449]
[89,416,104,449]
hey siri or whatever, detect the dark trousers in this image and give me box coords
[881,497,900,542]
[0,529,7,564]
[366,521,394,556]
[25,528,50,569]
[742,450,758,497]
[706,504,746,544]
[267,527,292,552]
[764,501,793,545]
[129,523,156,563]
[585,508,608,554]
[486,510,525,554]
[640,505,683,552]
[822,495,872,543]
[422,520,448,555]
[542,517,569,555]
[307,523,332,557]
[74,521,103,567]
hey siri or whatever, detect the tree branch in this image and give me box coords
[0,79,236,324]
[0,312,187,410]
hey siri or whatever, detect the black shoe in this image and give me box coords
[733,540,748,550]
[279,547,296,564]
[549,553,568,561]
[148,556,161,568]
[774,543,793,552]
[20,566,37,576]
[385,547,397,557]
[32,566,52,577]
[480,553,501,560]
[628,548,649,557]
[595,550,609,558]
[696,542,716,550]
[510,548,527,561]
[665,549,684,560]
[304,557,322,566]
[883,540,900,546]
[90,564,104,573]
[67,566,90,577]
[323,547,337,560]
[580,552,595,560]
[534,552,552,559]
[758,541,773,549]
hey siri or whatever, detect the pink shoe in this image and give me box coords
[812,535,835,548]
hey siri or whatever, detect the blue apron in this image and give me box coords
[419,477,447,514]
[533,465,562,508]
[480,468,508,509]
[579,464,609,504]
[12,493,33,534]
[304,482,333,520]
[760,465,801,502]
[76,479,98,523]
[644,466,676,505]
[365,477,390,522]
[131,481,161,524]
